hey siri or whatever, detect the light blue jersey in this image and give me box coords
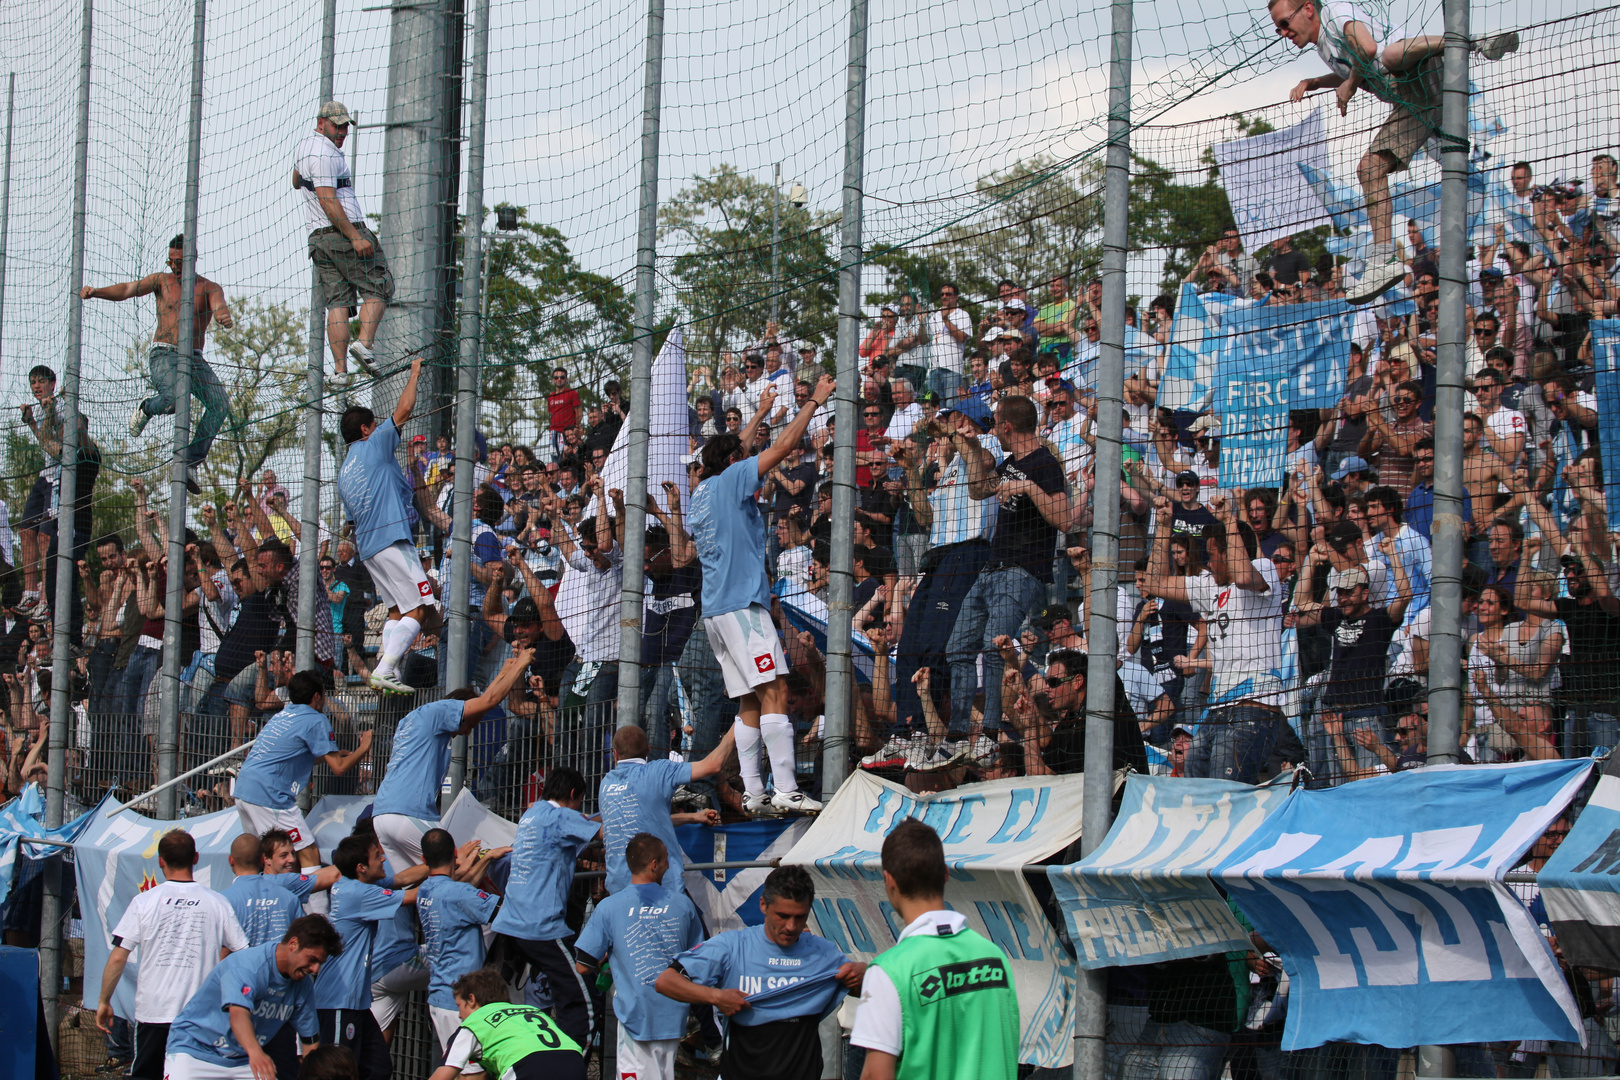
[688,457,770,618]
[576,882,703,1041]
[164,942,319,1067]
[672,923,849,1026]
[490,801,599,942]
[373,699,463,820]
[313,876,405,1010]
[234,705,338,809]
[337,416,415,560]
[224,873,314,947]
[600,758,693,895]
[418,874,501,1009]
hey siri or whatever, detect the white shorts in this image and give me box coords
[373,812,430,869]
[365,539,440,615]
[704,605,788,699]
[236,800,315,851]
[430,1005,481,1072]
[615,1024,678,1080]
[370,954,429,1030]
[161,1052,254,1080]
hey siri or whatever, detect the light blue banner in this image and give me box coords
[1539,758,1620,972]
[1590,320,1620,536]
[1215,758,1594,1050]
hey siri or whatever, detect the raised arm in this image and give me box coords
[757,373,835,476]
[688,724,738,781]
[393,355,424,428]
[458,649,536,731]
[79,272,161,304]
[1213,495,1265,592]
[739,386,777,455]
[952,427,1000,500]
[321,728,375,777]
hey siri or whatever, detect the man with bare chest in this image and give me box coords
[81,233,233,493]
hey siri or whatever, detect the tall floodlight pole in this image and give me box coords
[770,162,781,327]
[41,0,94,1049]
[822,0,868,794]
[156,0,208,820]
[296,0,338,670]
[0,74,14,376]
[445,0,492,802]
[1076,0,1133,1075]
[614,0,664,732]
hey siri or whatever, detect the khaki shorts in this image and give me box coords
[1369,56,1442,171]
[309,223,395,308]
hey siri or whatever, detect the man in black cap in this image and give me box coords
[1166,470,1216,540]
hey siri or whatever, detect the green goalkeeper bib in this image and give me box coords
[870,925,1020,1080]
[459,1002,583,1076]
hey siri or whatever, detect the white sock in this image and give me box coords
[395,615,423,655]
[734,720,764,796]
[375,620,409,674]
[760,714,799,794]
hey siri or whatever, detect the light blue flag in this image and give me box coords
[1591,320,1620,536]
[1048,775,1292,968]
[1540,757,1620,971]
[1297,162,1367,232]
[1160,283,1219,412]
[1216,757,1595,1050]
[675,817,813,934]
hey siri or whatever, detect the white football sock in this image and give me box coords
[760,714,799,794]
[394,615,423,656]
[375,620,407,674]
[734,719,764,796]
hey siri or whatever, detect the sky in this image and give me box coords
[0,0,1606,510]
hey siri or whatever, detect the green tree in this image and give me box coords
[659,164,840,361]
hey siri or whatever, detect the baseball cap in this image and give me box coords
[982,327,1007,343]
[919,390,941,405]
[1002,298,1027,312]
[1171,723,1195,738]
[318,101,354,125]
[1189,414,1222,438]
[942,394,993,431]
[1037,604,1073,629]
[411,434,427,443]
[1330,455,1369,481]
[1174,470,1200,487]
[1328,566,1370,591]
[1325,520,1364,551]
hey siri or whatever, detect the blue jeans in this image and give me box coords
[946,565,1045,736]
[678,621,734,803]
[1307,705,1388,786]
[117,645,161,720]
[1563,703,1619,759]
[928,366,964,404]
[142,344,231,467]
[1187,703,1286,784]
[894,540,989,735]
[638,662,678,755]
[438,614,493,689]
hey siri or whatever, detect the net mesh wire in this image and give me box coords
[4,0,1619,1073]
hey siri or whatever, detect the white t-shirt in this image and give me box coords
[1185,559,1285,706]
[1387,604,1430,680]
[294,132,364,235]
[1482,405,1526,455]
[885,403,923,442]
[1313,1,1403,85]
[556,538,623,663]
[849,909,970,1056]
[109,879,248,1023]
[923,308,973,376]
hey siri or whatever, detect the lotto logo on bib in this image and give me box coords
[754,653,775,674]
[913,958,1009,1005]
[418,580,433,598]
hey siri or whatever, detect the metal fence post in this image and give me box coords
[0,74,14,376]
[820,0,869,796]
[445,0,492,803]
[613,0,665,735]
[40,0,94,1050]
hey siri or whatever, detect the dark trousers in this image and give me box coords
[130,1021,169,1080]
[507,934,594,1051]
[892,540,989,734]
[263,1021,302,1079]
[318,1007,392,1080]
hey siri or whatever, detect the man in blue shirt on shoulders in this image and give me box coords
[371,648,533,868]
[234,670,372,869]
[316,832,430,1079]
[600,724,730,896]
[687,372,835,816]
[490,766,602,1050]
[337,353,441,693]
[161,914,340,1080]
[655,865,864,1080]
[416,827,505,1059]
[576,833,705,1080]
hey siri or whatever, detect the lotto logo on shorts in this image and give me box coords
[418,580,433,597]
[621,1073,639,1080]
[754,653,775,673]
[287,828,303,844]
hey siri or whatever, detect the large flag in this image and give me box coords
[1215,758,1595,1050]
[1159,283,1219,412]
[595,325,691,519]
[1049,775,1291,968]
[677,817,812,934]
[1540,755,1620,972]
[1590,320,1620,535]
[784,772,1090,1069]
[1213,109,1333,254]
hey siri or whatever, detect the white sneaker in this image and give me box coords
[916,740,967,772]
[185,466,201,495]
[963,734,999,764]
[860,735,915,770]
[368,670,412,694]
[1345,258,1407,305]
[1473,31,1519,60]
[129,404,150,438]
[330,370,354,393]
[349,340,379,376]
[771,789,822,814]
[743,791,776,816]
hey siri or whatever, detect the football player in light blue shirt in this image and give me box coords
[161,915,339,1080]
[371,648,534,868]
[337,354,443,692]
[416,827,506,1055]
[576,834,705,1080]
[656,865,863,1080]
[687,372,835,816]
[600,724,731,895]
[233,671,373,869]
[314,832,429,1077]
[490,766,602,1050]
[223,833,342,945]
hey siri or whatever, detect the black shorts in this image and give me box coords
[130,1021,169,1080]
[18,475,53,530]
[508,1049,587,1080]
